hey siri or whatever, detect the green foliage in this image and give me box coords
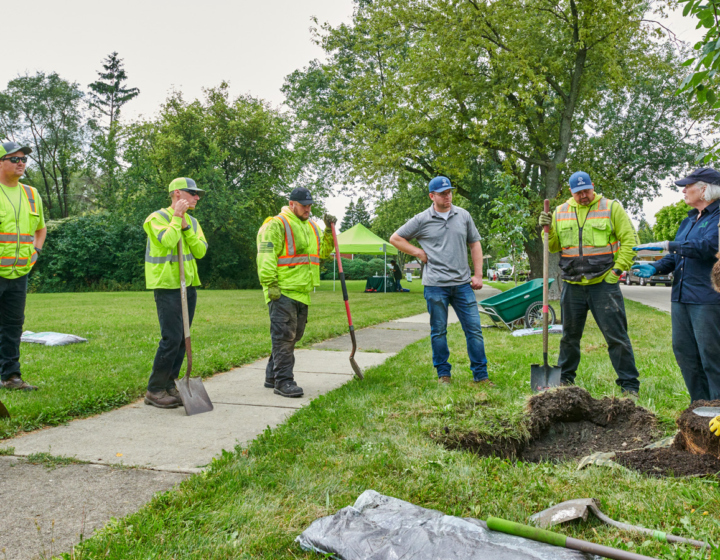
[340,197,373,231]
[0,72,85,218]
[653,199,690,241]
[637,217,655,244]
[30,213,146,293]
[88,52,140,207]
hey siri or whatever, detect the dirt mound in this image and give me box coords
[615,447,720,478]
[674,400,720,459]
[442,387,661,463]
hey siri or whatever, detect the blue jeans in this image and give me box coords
[672,302,720,402]
[424,283,488,380]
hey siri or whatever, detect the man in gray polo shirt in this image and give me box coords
[390,176,492,385]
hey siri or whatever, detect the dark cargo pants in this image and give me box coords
[558,280,641,392]
[265,295,308,387]
[148,287,197,392]
[0,275,27,381]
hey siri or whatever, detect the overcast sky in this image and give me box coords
[3,1,708,226]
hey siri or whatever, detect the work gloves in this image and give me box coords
[633,241,669,252]
[604,270,620,284]
[631,263,656,278]
[268,281,281,301]
[710,416,720,437]
[538,211,552,227]
[322,213,337,227]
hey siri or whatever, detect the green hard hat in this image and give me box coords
[168,177,205,198]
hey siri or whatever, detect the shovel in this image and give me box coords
[330,222,363,380]
[174,240,214,416]
[531,199,562,392]
[0,400,9,419]
[692,407,720,418]
[530,498,707,549]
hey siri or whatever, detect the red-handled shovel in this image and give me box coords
[330,223,364,380]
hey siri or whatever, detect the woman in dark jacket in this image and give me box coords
[632,168,720,402]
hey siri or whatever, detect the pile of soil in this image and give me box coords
[614,400,720,477]
[441,387,661,462]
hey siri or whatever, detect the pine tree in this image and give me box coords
[88,52,140,206]
[354,197,373,228]
[340,200,356,231]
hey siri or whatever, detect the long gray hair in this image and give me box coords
[694,181,720,202]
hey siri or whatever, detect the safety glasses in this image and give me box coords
[2,156,28,164]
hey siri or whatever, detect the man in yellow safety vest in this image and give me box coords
[143,178,207,408]
[538,171,641,396]
[256,187,335,398]
[0,141,45,391]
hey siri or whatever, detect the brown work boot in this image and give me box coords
[144,390,181,409]
[167,387,183,404]
[438,376,452,384]
[472,378,496,387]
[1,375,38,391]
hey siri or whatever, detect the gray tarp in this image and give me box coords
[297,490,595,559]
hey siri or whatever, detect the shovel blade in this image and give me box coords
[531,363,562,392]
[530,498,597,528]
[0,400,9,419]
[693,406,720,418]
[349,357,364,380]
[175,376,214,416]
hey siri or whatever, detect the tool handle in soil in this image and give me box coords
[487,518,660,560]
[177,240,193,381]
[542,199,550,361]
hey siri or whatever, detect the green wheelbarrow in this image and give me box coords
[479,278,556,331]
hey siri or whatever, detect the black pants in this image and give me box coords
[265,295,308,387]
[0,275,27,382]
[558,280,641,392]
[148,287,196,392]
[672,302,720,402]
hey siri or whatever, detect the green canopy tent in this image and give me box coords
[332,223,398,293]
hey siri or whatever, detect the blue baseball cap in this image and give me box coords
[569,171,593,193]
[429,176,453,193]
[674,168,720,186]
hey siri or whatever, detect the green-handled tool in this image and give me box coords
[487,517,661,560]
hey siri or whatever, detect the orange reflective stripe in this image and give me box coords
[21,185,36,213]
[276,215,295,256]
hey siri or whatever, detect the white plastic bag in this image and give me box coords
[21,331,88,347]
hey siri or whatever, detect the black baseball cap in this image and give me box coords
[0,141,32,158]
[289,187,313,205]
[674,168,720,186]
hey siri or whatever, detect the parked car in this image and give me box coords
[623,268,673,287]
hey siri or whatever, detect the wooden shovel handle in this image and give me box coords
[177,240,192,380]
[543,200,550,363]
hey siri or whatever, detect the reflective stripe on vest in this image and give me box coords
[22,185,36,213]
[0,233,33,243]
[144,240,195,264]
[0,252,37,267]
[275,215,321,267]
[559,198,618,258]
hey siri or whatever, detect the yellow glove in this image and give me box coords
[604,270,620,284]
[709,416,720,437]
[268,281,281,301]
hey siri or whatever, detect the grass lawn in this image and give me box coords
[0,280,427,440]
[67,299,720,560]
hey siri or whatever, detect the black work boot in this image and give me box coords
[144,390,181,409]
[274,380,303,398]
[1,375,38,391]
[264,378,275,389]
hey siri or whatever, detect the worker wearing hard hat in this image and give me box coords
[143,178,207,409]
[0,141,45,391]
[538,171,641,396]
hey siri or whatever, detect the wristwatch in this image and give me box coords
[612,268,622,276]
[182,225,191,231]
[34,246,42,253]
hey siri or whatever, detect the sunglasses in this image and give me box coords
[2,156,28,164]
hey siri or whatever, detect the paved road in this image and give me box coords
[620,284,671,313]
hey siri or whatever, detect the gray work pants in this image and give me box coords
[265,295,308,387]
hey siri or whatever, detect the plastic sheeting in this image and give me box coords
[21,331,88,346]
[297,490,595,559]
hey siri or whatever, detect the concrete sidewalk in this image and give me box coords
[0,287,500,560]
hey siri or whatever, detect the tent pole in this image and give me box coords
[384,246,387,293]
[333,256,336,292]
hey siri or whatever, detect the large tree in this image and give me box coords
[285,0,705,281]
[0,72,85,218]
[654,199,690,241]
[88,52,140,206]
